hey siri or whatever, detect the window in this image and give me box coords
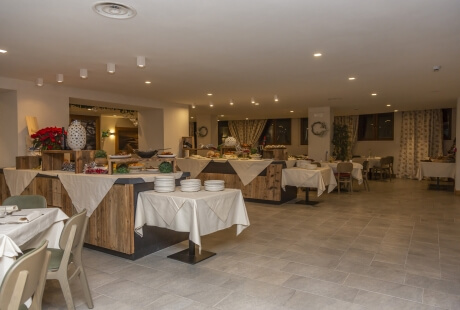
[217,121,229,145]
[442,108,452,140]
[358,113,394,141]
[300,118,308,145]
[260,119,291,145]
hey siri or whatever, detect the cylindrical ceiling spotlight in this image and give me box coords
[137,56,145,68]
[80,68,88,79]
[107,63,115,74]
[56,74,64,83]
[274,95,279,102]
[229,99,234,106]
[36,78,43,87]
[251,97,255,104]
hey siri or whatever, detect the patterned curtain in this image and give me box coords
[398,109,443,178]
[334,115,359,159]
[228,120,267,146]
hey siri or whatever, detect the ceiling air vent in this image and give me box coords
[92,2,137,19]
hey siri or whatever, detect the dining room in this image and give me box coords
[1,1,460,309]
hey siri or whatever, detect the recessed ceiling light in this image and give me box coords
[348,77,355,80]
[207,93,213,96]
[220,115,224,117]
[209,103,213,107]
[191,116,194,119]
[386,104,391,107]
[255,102,259,106]
[314,53,322,57]
[245,118,249,120]
[290,111,294,113]
[0,49,7,53]
[191,104,195,109]
[394,110,398,112]
[145,81,151,84]
[371,93,377,96]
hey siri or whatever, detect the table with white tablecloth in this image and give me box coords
[135,188,250,263]
[322,162,363,184]
[0,208,68,281]
[282,167,337,205]
[416,162,456,190]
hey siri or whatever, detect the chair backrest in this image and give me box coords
[2,195,47,209]
[0,240,50,310]
[337,162,353,174]
[362,160,369,172]
[59,209,88,252]
[380,156,391,168]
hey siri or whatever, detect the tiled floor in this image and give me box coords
[42,178,460,309]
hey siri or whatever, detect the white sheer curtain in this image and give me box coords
[228,120,267,146]
[398,109,443,178]
[334,115,359,159]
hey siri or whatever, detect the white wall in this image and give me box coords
[0,90,18,167]
[0,76,189,166]
[285,118,308,156]
[137,108,163,151]
[308,107,333,162]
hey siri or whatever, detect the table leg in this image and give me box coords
[295,187,320,206]
[167,240,216,264]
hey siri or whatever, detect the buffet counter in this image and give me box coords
[176,159,297,204]
[0,168,189,259]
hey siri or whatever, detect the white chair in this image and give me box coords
[0,240,50,310]
[47,210,93,310]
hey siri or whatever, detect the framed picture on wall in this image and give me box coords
[116,127,138,153]
[69,115,100,150]
[300,118,308,145]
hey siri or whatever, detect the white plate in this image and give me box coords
[157,154,176,158]
[109,154,132,159]
[205,187,224,192]
[154,188,175,193]
[146,168,159,172]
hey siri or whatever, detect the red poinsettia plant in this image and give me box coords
[31,127,66,150]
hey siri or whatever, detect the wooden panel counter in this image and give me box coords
[197,160,297,204]
[0,169,188,260]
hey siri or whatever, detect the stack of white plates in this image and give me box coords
[154,175,176,192]
[180,179,202,192]
[204,180,225,191]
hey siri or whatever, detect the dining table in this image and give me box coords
[322,162,364,184]
[0,208,69,282]
[135,187,250,264]
[416,161,456,190]
[281,166,337,205]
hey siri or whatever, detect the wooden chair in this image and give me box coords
[47,210,93,310]
[362,160,370,191]
[335,162,353,194]
[373,157,392,181]
[2,195,47,209]
[0,240,50,310]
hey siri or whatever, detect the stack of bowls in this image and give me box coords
[180,179,202,192]
[154,175,176,192]
[204,180,225,191]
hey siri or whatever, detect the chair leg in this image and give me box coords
[78,268,94,309]
[350,178,353,193]
[338,180,341,194]
[57,277,75,310]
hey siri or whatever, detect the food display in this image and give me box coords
[264,145,286,149]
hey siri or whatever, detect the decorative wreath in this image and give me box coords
[311,121,328,137]
[198,126,208,137]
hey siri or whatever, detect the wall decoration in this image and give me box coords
[311,121,328,137]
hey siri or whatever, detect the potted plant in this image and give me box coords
[94,150,108,165]
[332,124,351,161]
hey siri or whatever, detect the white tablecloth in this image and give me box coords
[227,159,273,186]
[0,208,68,282]
[2,168,183,216]
[416,162,456,180]
[322,162,364,184]
[281,167,337,196]
[135,188,250,248]
[176,158,212,178]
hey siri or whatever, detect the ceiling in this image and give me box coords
[1,0,459,120]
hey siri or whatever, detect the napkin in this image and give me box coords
[1,205,19,212]
[3,210,42,223]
